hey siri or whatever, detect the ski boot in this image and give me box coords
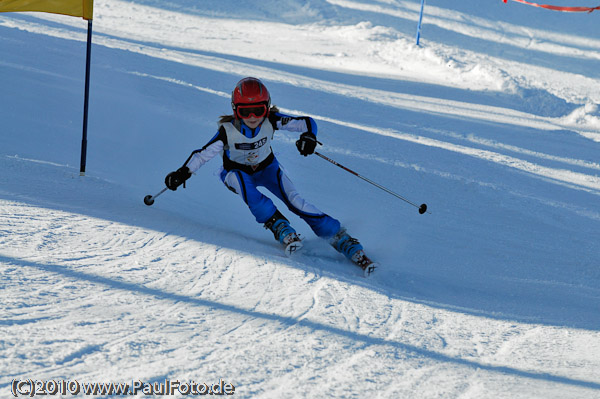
[330,228,377,277]
[264,210,303,256]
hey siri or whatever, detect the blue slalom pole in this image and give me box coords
[416,0,425,46]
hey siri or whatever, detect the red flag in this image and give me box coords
[503,0,600,13]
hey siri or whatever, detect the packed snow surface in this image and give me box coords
[1,0,599,398]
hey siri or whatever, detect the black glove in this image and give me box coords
[165,166,192,191]
[296,132,317,156]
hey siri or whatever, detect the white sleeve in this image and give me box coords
[185,140,224,173]
[276,118,310,132]
[272,113,317,135]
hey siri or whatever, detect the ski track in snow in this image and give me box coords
[1,0,600,398]
[1,128,599,397]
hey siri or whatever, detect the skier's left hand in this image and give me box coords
[296,132,317,156]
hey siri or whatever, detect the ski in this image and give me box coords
[280,234,377,278]
[361,262,378,278]
[284,237,303,256]
[351,250,378,277]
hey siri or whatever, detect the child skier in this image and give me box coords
[164,77,376,276]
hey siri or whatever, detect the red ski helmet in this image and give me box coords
[231,77,271,119]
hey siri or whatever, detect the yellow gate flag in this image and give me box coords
[0,0,93,20]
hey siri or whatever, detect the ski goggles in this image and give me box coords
[236,104,268,119]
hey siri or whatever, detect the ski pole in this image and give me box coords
[143,187,167,206]
[314,151,429,215]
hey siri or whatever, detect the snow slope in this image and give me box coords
[1,0,599,397]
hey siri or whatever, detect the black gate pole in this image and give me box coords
[80,19,93,176]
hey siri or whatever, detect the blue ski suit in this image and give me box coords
[184,110,341,239]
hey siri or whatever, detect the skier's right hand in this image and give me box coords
[165,166,192,191]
